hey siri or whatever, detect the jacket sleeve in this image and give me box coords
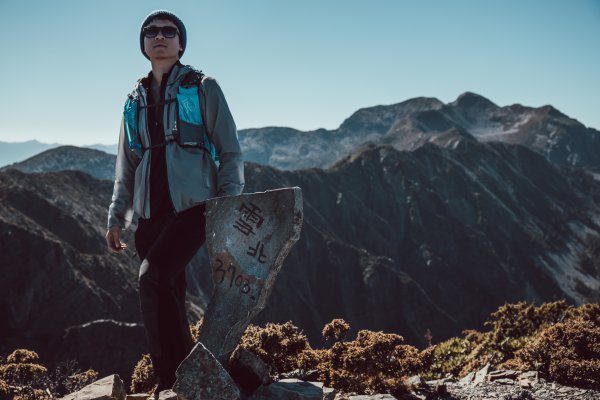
[107,117,139,229]
[203,77,245,197]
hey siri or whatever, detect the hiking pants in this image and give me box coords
[134,204,206,387]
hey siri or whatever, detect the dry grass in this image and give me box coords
[0,349,97,399]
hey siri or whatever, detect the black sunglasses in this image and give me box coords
[143,26,179,39]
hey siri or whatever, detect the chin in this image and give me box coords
[151,55,177,61]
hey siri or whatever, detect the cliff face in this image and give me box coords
[242,140,600,344]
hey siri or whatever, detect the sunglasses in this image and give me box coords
[143,26,179,39]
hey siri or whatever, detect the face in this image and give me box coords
[143,18,182,61]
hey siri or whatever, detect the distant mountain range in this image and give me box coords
[3,92,598,172]
[0,140,117,168]
[0,146,116,180]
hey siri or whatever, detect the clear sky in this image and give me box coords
[0,0,598,145]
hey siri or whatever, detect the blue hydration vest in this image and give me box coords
[123,70,218,162]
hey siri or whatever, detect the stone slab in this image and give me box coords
[198,187,303,364]
[60,374,126,400]
[250,379,323,400]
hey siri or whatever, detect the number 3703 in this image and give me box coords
[214,258,251,294]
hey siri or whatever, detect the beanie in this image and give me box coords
[140,10,187,60]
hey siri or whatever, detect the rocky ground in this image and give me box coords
[400,368,600,400]
[60,366,599,400]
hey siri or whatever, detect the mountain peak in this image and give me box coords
[337,97,444,133]
[451,92,498,110]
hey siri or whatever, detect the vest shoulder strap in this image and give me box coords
[179,68,218,162]
[180,69,205,88]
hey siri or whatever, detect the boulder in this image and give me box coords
[250,379,323,399]
[172,342,239,400]
[473,363,491,384]
[487,370,520,381]
[458,371,475,385]
[228,347,271,395]
[157,390,178,400]
[60,374,126,400]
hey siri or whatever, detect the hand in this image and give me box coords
[106,225,128,253]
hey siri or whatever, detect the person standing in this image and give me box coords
[105,10,244,392]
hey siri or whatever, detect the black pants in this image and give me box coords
[134,204,207,386]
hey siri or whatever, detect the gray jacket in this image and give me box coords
[107,63,244,229]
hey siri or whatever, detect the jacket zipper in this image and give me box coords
[160,72,178,216]
[139,86,150,219]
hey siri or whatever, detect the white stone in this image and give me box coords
[60,374,126,400]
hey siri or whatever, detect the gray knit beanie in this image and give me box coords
[140,10,187,60]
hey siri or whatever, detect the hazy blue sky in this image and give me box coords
[0,0,598,145]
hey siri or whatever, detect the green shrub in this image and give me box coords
[0,363,48,386]
[6,350,39,365]
[513,318,600,389]
[322,319,350,342]
[128,302,600,394]
[420,301,579,378]
[421,337,472,378]
[316,329,419,396]
[0,379,10,400]
[0,348,98,399]
[239,321,311,375]
[130,354,156,394]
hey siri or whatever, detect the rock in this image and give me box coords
[157,390,178,400]
[494,378,516,385]
[473,363,491,384]
[197,187,303,364]
[323,386,337,400]
[228,347,271,395]
[61,374,126,400]
[488,370,520,381]
[458,371,475,385]
[517,371,540,388]
[172,342,239,400]
[405,375,427,390]
[250,378,323,399]
[347,395,397,399]
[125,395,149,400]
[280,369,319,381]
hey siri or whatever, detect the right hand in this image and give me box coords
[106,225,128,253]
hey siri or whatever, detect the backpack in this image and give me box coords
[123,69,218,162]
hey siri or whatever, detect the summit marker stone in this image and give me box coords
[197,187,303,365]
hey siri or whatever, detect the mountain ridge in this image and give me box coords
[4,91,598,171]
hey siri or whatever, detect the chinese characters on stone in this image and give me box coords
[233,202,268,264]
